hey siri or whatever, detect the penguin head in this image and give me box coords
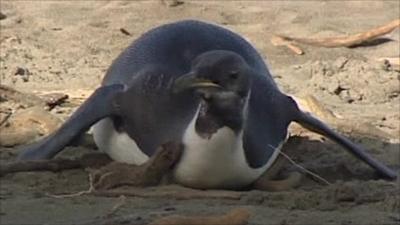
[174,50,253,132]
[173,50,252,101]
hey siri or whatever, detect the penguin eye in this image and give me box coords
[229,71,239,80]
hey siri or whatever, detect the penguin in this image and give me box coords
[18,20,397,189]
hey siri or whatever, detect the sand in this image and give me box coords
[0,1,399,225]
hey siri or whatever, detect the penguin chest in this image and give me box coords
[173,118,266,189]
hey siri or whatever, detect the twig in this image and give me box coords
[279,151,332,185]
[148,208,251,225]
[267,144,331,185]
[40,93,69,110]
[120,28,132,36]
[270,35,304,55]
[272,19,400,53]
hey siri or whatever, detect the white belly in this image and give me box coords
[92,117,282,190]
[173,112,282,189]
[92,118,149,165]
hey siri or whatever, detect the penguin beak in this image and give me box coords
[173,72,221,93]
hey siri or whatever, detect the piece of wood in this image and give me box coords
[40,93,69,109]
[272,19,400,53]
[270,35,304,55]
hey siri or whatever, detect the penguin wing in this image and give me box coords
[242,76,292,168]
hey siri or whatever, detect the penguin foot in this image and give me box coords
[91,142,183,190]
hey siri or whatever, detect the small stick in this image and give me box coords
[40,93,69,110]
[279,151,332,185]
[272,19,400,53]
[119,28,132,36]
[148,208,251,225]
[271,35,304,55]
[267,144,331,185]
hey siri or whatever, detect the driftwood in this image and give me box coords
[148,208,251,225]
[272,19,400,54]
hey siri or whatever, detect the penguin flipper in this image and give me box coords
[17,84,125,160]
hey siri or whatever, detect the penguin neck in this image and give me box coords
[194,92,250,139]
